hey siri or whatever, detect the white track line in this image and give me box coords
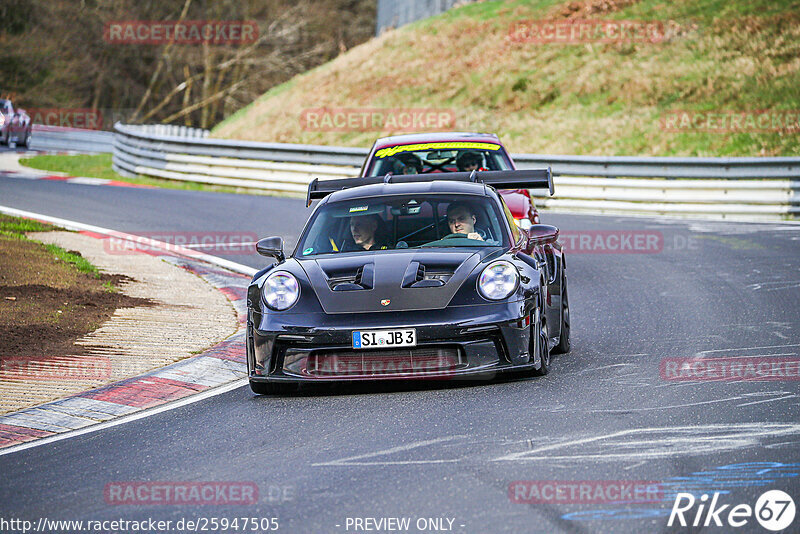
[0,205,258,277]
[0,205,259,456]
[0,379,247,457]
[312,436,466,466]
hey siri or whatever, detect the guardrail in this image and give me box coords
[113,123,366,194]
[30,125,114,153]
[113,123,800,221]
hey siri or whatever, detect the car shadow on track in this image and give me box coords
[247,372,543,398]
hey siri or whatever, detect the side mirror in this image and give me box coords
[527,224,559,247]
[256,236,284,262]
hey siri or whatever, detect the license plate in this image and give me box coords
[352,329,416,349]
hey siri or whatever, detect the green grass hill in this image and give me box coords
[212,0,800,156]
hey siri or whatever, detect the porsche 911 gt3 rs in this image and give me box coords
[246,169,569,394]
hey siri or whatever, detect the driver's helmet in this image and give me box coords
[456,151,482,171]
[394,153,422,174]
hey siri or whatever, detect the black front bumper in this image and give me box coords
[247,301,539,383]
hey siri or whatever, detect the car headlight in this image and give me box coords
[477,260,519,301]
[262,271,300,310]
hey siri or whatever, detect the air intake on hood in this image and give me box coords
[329,263,374,291]
[402,261,449,288]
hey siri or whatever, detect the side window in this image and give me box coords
[500,198,522,244]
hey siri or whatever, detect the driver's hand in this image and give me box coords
[467,232,483,241]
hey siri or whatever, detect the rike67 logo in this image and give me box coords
[668,490,795,531]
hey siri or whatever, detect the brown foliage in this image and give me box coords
[552,0,641,19]
[0,0,376,128]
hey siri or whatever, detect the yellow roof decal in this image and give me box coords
[374,142,501,159]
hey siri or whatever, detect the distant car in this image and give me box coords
[0,99,32,148]
[246,169,570,394]
[360,132,541,226]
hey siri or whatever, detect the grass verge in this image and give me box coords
[0,213,155,415]
[19,153,296,196]
[1,214,101,277]
[0,213,150,359]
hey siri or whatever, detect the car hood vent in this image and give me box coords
[327,263,374,291]
[401,262,452,288]
[299,250,482,313]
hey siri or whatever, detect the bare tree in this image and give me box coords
[0,0,376,128]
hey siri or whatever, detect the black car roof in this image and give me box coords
[324,180,492,204]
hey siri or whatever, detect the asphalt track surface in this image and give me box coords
[2,175,800,534]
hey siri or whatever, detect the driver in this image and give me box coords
[456,152,485,172]
[394,160,420,175]
[342,214,390,251]
[395,154,422,175]
[446,202,483,241]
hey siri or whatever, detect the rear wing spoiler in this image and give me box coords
[306,168,553,206]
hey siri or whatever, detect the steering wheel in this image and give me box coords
[442,231,486,240]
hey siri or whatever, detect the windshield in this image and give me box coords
[297,194,509,257]
[364,142,512,177]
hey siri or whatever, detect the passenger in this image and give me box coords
[446,202,483,241]
[342,214,390,251]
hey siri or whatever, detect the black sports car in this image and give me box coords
[246,169,569,394]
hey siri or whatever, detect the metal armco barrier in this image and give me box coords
[113,123,800,221]
[30,125,114,153]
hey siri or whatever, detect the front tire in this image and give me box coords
[553,274,570,354]
[531,305,550,376]
[20,129,31,148]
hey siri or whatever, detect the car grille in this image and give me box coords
[305,347,461,377]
